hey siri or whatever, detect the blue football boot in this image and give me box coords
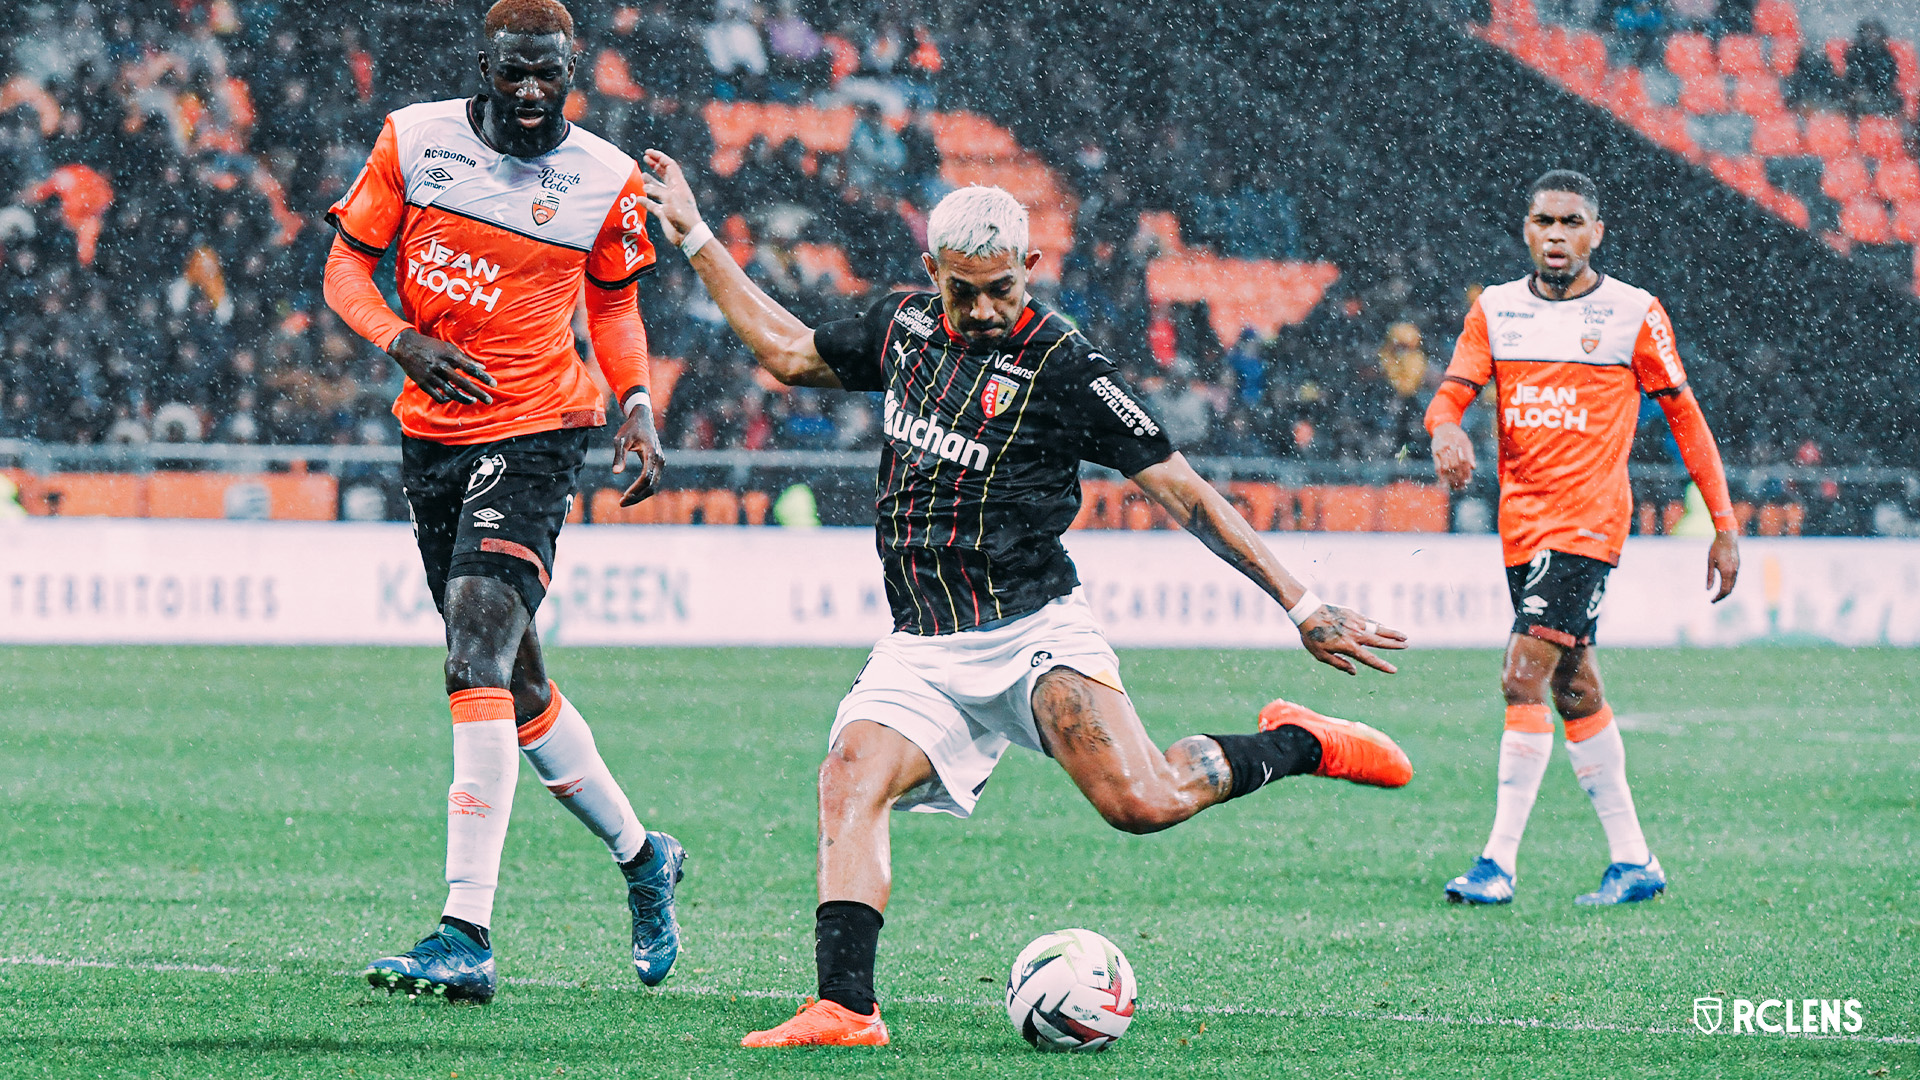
[1444,856,1516,905]
[1574,856,1666,905]
[624,830,686,986]
[365,923,496,1002]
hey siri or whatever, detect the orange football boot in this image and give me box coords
[740,997,891,1048]
[1258,698,1413,788]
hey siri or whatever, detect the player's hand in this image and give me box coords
[613,399,666,506]
[638,149,702,247]
[1298,604,1407,676]
[1706,528,1739,603]
[388,329,496,405]
[1431,422,1476,491]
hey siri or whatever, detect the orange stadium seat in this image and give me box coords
[1749,112,1804,156]
[1892,199,1920,243]
[1890,39,1919,94]
[941,160,1054,205]
[1665,33,1717,78]
[1825,38,1850,78]
[1876,157,1920,202]
[1731,74,1785,115]
[1856,115,1905,161]
[1840,197,1892,244]
[1803,111,1854,159]
[1710,154,1773,200]
[1768,189,1812,228]
[703,100,760,152]
[1767,35,1802,77]
[1821,155,1872,201]
[1679,73,1730,114]
[1753,0,1800,40]
[929,111,1020,159]
[790,243,871,295]
[1719,35,1768,76]
[793,105,855,152]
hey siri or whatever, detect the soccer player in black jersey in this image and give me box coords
[639,152,1415,1047]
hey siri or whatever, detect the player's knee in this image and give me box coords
[1092,788,1180,835]
[1552,675,1601,717]
[818,736,888,813]
[444,644,512,692]
[1501,668,1549,706]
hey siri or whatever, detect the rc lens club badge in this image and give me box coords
[982,375,1020,418]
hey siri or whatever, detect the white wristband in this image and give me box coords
[1285,590,1325,627]
[622,389,652,414]
[678,221,712,260]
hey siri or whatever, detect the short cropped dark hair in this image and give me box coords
[484,0,574,39]
[1528,169,1600,217]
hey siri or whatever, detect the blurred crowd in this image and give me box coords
[0,0,1879,472]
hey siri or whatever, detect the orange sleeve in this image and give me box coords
[326,117,407,255]
[1629,298,1688,393]
[323,237,412,350]
[584,166,659,289]
[1424,300,1492,433]
[1659,386,1738,531]
[584,282,651,406]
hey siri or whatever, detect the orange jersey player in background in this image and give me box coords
[1424,169,1739,909]
[321,0,686,1005]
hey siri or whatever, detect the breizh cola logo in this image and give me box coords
[1692,995,1864,1035]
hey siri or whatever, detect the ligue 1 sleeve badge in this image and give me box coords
[982,374,1020,418]
[531,190,561,226]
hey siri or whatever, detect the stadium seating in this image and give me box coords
[1802,112,1855,160]
[1718,35,1769,78]
[1820,155,1873,202]
[1857,115,1906,162]
[1749,112,1804,156]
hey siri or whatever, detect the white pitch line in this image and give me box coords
[5,955,1915,1046]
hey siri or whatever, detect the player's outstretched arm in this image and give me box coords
[1131,453,1407,675]
[636,149,841,389]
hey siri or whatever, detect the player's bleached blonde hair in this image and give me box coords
[926,185,1028,260]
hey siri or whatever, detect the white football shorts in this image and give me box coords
[829,588,1125,818]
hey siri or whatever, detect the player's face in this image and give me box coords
[923,248,1043,343]
[1524,191,1604,288]
[479,32,574,158]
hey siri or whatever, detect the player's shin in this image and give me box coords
[815,900,884,1016]
[1201,727,1322,800]
[1484,705,1555,876]
[517,683,647,865]
[1563,705,1651,866]
[445,688,521,929]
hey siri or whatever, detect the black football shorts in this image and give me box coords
[401,427,591,615]
[1505,549,1612,648]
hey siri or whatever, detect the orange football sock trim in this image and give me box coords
[1563,703,1614,743]
[1504,703,1553,733]
[517,681,564,746]
[449,687,515,725]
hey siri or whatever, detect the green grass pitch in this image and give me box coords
[1,644,1915,1078]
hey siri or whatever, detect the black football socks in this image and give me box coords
[618,836,658,877]
[441,915,491,951]
[815,900,883,1016]
[1206,725,1323,801]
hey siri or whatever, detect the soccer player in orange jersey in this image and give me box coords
[1425,170,1740,907]
[322,0,685,1002]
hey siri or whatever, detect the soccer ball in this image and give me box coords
[1005,928,1138,1052]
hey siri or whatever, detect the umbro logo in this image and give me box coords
[472,507,504,530]
[449,792,492,810]
[424,166,455,184]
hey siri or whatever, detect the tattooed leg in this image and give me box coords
[1031,668,1230,834]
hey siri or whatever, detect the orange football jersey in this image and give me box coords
[328,98,657,444]
[1443,275,1687,567]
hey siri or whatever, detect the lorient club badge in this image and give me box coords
[531,190,561,226]
[982,374,1020,418]
[1580,328,1602,353]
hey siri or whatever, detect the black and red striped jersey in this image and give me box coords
[815,290,1174,635]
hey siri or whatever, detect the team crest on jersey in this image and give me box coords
[982,375,1020,418]
[1580,328,1602,353]
[531,190,561,226]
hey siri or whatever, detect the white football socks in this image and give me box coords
[520,688,646,865]
[1565,720,1651,867]
[1481,729,1553,877]
[443,689,520,929]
